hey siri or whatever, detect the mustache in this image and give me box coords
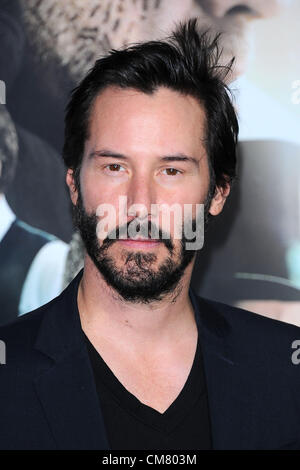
[102,219,174,252]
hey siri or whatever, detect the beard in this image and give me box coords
[72,186,210,304]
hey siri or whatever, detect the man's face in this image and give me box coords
[67,86,228,303]
[23,0,281,82]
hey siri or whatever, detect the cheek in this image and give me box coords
[79,171,98,210]
[79,171,125,225]
[174,177,209,206]
[79,170,105,214]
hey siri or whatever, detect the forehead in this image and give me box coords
[87,86,206,153]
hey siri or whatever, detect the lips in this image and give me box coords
[120,238,160,242]
[127,237,159,241]
[117,238,161,247]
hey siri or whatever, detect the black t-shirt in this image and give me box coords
[83,322,212,450]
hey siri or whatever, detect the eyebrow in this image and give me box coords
[88,149,200,168]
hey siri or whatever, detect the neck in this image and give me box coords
[78,254,197,352]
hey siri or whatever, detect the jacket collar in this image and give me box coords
[189,287,249,449]
[33,268,251,449]
[34,268,85,363]
[35,268,233,363]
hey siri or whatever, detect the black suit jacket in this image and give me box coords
[0,269,300,450]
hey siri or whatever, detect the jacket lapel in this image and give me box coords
[34,346,110,449]
[189,289,255,449]
[33,269,110,450]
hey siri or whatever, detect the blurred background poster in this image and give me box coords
[0,0,299,326]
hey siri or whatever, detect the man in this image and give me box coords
[0,106,68,325]
[0,0,73,241]
[0,20,299,450]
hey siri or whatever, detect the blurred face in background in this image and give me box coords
[22,0,281,82]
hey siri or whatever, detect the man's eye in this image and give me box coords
[162,168,182,176]
[105,163,125,172]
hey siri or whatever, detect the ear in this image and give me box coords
[209,182,230,216]
[66,169,78,205]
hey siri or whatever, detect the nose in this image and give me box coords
[126,173,156,220]
[198,0,280,18]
